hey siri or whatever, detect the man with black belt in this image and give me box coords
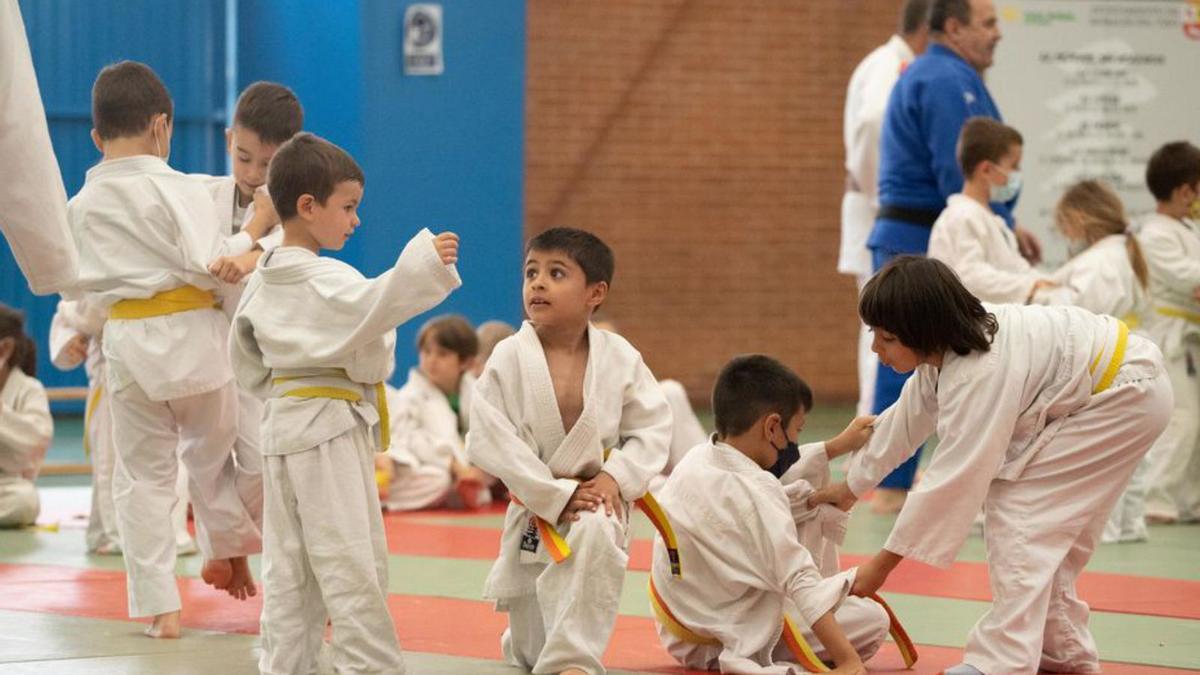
[840,0,930,420]
[865,0,1041,512]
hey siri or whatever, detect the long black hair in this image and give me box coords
[859,256,997,357]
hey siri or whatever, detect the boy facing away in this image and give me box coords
[229,132,461,674]
[649,355,885,674]
[467,227,673,675]
[68,60,266,638]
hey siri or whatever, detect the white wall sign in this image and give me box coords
[404,4,444,76]
[990,1,1200,266]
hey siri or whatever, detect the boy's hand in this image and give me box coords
[558,483,604,524]
[434,232,459,265]
[580,471,623,520]
[808,481,858,512]
[850,550,902,597]
[240,188,278,240]
[63,334,89,365]
[825,415,875,459]
[208,250,262,284]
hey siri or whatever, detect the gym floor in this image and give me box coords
[1,410,1196,674]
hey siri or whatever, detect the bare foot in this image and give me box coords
[201,558,233,590]
[224,556,258,601]
[869,488,907,514]
[1145,513,1177,525]
[144,610,181,638]
[559,670,588,675]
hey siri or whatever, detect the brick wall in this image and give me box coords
[525,0,905,404]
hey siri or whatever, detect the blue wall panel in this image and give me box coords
[239,1,524,383]
[3,1,230,410]
[2,1,523,402]
[360,0,525,379]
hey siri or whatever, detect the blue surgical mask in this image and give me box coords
[767,425,801,479]
[990,167,1022,203]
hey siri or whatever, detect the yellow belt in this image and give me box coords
[648,578,918,671]
[272,376,390,452]
[109,285,218,319]
[1155,306,1200,325]
[513,447,682,577]
[1089,320,1129,395]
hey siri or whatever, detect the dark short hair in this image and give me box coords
[268,132,364,220]
[860,256,997,357]
[0,303,37,377]
[929,0,972,32]
[526,227,615,286]
[233,81,304,146]
[1145,141,1200,203]
[417,314,479,361]
[958,117,1022,177]
[712,355,813,438]
[900,0,933,34]
[91,61,173,141]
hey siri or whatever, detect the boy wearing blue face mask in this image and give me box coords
[648,355,889,674]
[927,117,1058,305]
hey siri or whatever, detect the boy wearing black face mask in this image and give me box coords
[648,355,890,674]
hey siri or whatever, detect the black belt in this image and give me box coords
[878,204,941,228]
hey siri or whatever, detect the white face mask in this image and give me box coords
[989,166,1022,203]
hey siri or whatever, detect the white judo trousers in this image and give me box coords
[108,378,258,617]
[972,352,1171,672]
[500,509,631,675]
[258,423,403,675]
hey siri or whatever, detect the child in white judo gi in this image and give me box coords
[199,82,304,535]
[49,299,196,555]
[649,354,886,674]
[811,256,1172,674]
[1137,141,1200,525]
[376,314,492,510]
[1031,180,1153,542]
[69,61,268,637]
[927,117,1054,304]
[467,227,673,675]
[229,132,461,674]
[0,305,52,528]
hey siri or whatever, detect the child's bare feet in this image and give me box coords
[224,556,257,601]
[144,610,181,639]
[869,488,907,514]
[201,558,233,589]
[559,670,588,675]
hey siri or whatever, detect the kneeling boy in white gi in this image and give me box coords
[650,354,885,674]
[467,227,673,675]
[230,132,462,674]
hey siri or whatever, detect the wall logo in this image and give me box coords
[404,4,444,76]
[1000,5,1022,23]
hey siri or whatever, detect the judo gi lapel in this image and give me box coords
[515,321,604,479]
